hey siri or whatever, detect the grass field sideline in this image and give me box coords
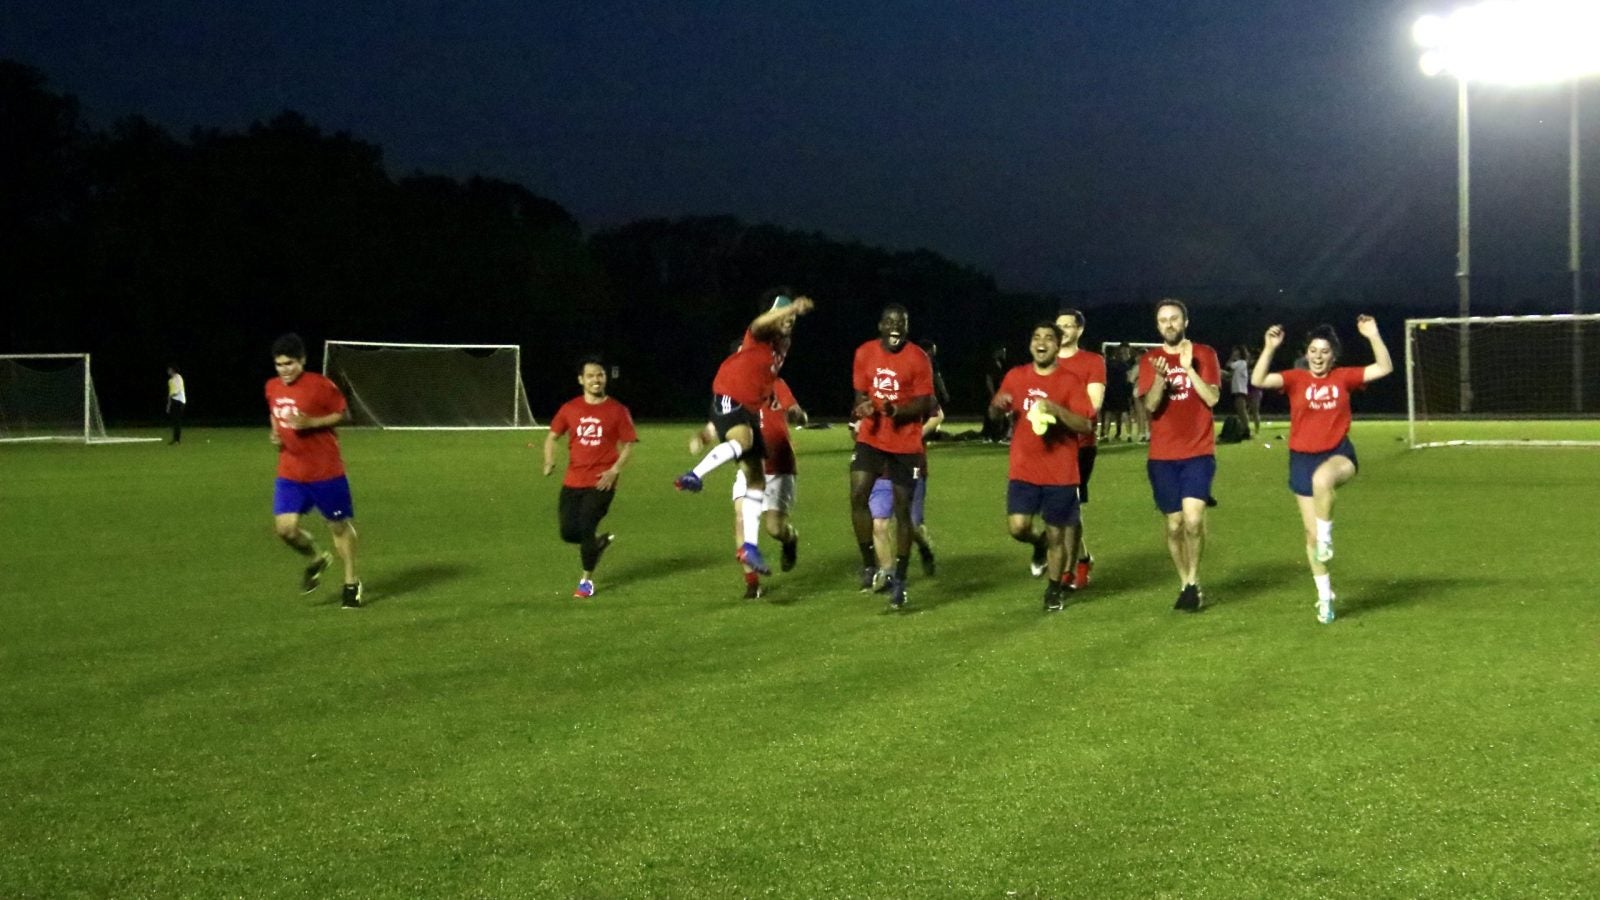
[2,420,1597,897]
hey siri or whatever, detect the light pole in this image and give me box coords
[1414,1,1600,414]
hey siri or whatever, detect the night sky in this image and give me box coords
[4,1,1594,295]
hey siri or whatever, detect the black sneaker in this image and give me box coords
[1173,583,1201,612]
[780,533,798,572]
[301,552,331,594]
[1044,582,1064,612]
[341,580,363,609]
[888,577,908,610]
[859,566,877,592]
[743,580,764,600]
[1029,538,1048,577]
[918,546,937,577]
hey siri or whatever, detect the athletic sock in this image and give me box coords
[859,542,876,568]
[1315,518,1333,544]
[691,440,743,479]
[741,489,763,544]
[895,555,910,581]
[1313,573,1333,601]
[744,571,760,588]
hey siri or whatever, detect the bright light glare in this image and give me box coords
[1412,0,1600,84]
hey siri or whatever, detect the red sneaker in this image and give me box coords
[1072,558,1094,590]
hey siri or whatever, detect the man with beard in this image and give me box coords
[1136,300,1221,612]
[849,304,934,609]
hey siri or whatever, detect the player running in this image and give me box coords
[544,356,638,599]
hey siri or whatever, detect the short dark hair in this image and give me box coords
[576,354,606,374]
[1033,321,1064,342]
[1056,308,1085,327]
[1305,325,1341,359]
[882,302,909,318]
[271,333,306,360]
[1155,298,1189,320]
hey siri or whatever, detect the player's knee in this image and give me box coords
[1007,522,1032,541]
[274,521,300,542]
[559,524,585,544]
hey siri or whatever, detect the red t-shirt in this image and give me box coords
[762,378,798,477]
[266,372,347,482]
[550,396,639,489]
[1136,344,1221,461]
[998,364,1094,485]
[852,340,934,455]
[1278,367,1366,453]
[1056,348,1107,448]
[711,328,788,409]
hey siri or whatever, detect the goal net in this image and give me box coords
[0,354,158,444]
[1405,314,1600,448]
[322,341,542,430]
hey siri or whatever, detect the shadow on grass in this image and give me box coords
[1201,560,1308,608]
[342,562,476,606]
[1337,575,1467,616]
[603,548,726,587]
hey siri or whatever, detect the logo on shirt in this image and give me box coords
[1304,384,1341,411]
[575,415,604,447]
[1166,367,1192,401]
[872,367,901,402]
[1021,388,1049,412]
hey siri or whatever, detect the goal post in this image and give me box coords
[0,353,159,444]
[1404,313,1600,448]
[321,340,544,430]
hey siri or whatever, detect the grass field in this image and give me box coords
[3,420,1598,897]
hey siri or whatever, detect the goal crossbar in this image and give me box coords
[1404,314,1600,449]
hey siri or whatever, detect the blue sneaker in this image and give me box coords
[737,542,771,576]
[674,472,703,493]
[889,577,908,609]
[1316,594,1336,624]
[573,578,595,599]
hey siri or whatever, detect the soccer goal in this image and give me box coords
[0,354,160,444]
[322,341,543,430]
[1405,314,1600,448]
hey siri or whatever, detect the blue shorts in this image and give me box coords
[869,476,927,525]
[1289,438,1357,497]
[1006,480,1081,528]
[1146,456,1216,515]
[273,476,356,521]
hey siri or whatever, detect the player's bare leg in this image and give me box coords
[277,511,330,594]
[1008,513,1050,577]
[1310,456,1356,563]
[849,469,879,585]
[326,518,360,606]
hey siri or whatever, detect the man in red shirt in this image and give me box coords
[544,356,639,599]
[729,377,807,599]
[992,323,1096,611]
[265,333,363,608]
[675,289,813,577]
[1251,317,1393,624]
[849,304,934,609]
[1055,308,1107,590]
[1136,299,1222,612]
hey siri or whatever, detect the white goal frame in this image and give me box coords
[1404,313,1600,449]
[322,340,545,431]
[0,353,160,444]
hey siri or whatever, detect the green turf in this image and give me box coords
[2,421,1598,897]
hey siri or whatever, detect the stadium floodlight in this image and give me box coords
[321,340,543,430]
[1412,0,1600,412]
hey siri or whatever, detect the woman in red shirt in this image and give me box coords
[1252,316,1393,624]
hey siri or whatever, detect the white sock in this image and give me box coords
[1313,573,1333,601]
[1315,518,1333,544]
[741,489,764,545]
[692,440,743,478]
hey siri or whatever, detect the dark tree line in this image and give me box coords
[5,59,1565,424]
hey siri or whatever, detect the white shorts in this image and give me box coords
[731,470,797,513]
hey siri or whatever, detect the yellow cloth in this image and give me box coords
[1026,401,1055,435]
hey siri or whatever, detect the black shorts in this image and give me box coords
[709,395,766,459]
[850,442,926,489]
[1102,390,1130,414]
[1076,445,1097,503]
